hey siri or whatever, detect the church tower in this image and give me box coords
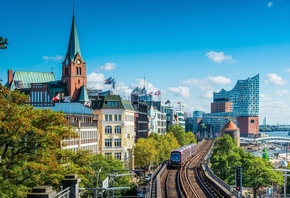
[61,9,87,101]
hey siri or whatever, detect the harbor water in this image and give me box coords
[249,131,290,162]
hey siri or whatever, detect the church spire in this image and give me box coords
[66,7,82,61]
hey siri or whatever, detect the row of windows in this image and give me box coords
[104,152,122,160]
[105,114,122,121]
[104,138,122,147]
[105,125,122,134]
[80,130,98,139]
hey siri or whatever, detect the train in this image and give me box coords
[167,142,199,169]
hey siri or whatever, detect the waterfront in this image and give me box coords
[249,131,290,165]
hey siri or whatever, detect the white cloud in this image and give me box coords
[208,75,232,84]
[182,76,231,99]
[274,89,289,96]
[114,81,133,100]
[167,86,191,98]
[100,63,116,71]
[43,55,63,61]
[205,51,235,63]
[268,2,273,8]
[87,72,105,89]
[182,78,200,85]
[260,93,271,101]
[263,73,287,85]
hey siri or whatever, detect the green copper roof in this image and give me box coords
[121,100,134,110]
[8,71,55,90]
[78,85,89,102]
[67,12,82,61]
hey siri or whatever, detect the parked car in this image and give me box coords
[145,175,151,181]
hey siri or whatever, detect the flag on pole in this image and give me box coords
[84,100,91,107]
[104,77,113,84]
[155,90,161,96]
[112,79,116,89]
[165,100,170,104]
[63,95,71,103]
[52,93,60,102]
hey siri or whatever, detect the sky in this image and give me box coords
[1,0,290,125]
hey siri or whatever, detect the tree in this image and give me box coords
[210,134,283,197]
[184,131,197,145]
[149,133,180,164]
[0,37,8,49]
[243,157,283,198]
[0,86,77,197]
[134,138,157,170]
[262,147,270,161]
[167,124,187,146]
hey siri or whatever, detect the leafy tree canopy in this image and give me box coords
[210,134,283,198]
[167,124,188,146]
[134,138,157,169]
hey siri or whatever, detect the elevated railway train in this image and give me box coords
[167,142,199,169]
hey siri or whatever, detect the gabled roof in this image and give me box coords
[121,99,134,110]
[66,11,82,61]
[7,71,55,90]
[77,85,89,102]
[99,95,134,110]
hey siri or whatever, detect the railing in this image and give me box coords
[54,187,70,198]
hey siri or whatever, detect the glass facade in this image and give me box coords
[213,74,259,116]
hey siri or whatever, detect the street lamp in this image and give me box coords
[96,168,102,188]
[94,168,102,198]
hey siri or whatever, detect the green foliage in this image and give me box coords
[134,138,157,169]
[167,124,193,146]
[184,131,197,145]
[0,87,78,196]
[0,86,135,197]
[210,134,283,197]
[134,133,181,170]
[149,133,180,163]
[0,37,8,49]
[262,147,270,161]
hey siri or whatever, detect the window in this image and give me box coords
[114,114,122,121]
[107,101,119,108]
[250,119,255,123]
[114,138,121,147]
[114,152,122,160]
[105,139,112,147]
[115,126,121,134]
[105,115,113,121]
[105,126,112,134]
[105,153,112,158]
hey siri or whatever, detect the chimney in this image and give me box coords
[8,70,13,85]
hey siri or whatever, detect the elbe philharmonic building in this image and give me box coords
[203,74,259,137]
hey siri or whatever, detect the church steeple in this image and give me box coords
[66,8,82,61]
[61,7,87,102]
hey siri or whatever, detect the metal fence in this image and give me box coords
[54,187,70,198]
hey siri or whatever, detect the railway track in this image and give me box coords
[179,139,214,198]
[158,139,235,198]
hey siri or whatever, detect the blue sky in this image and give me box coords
[1,0,290,125]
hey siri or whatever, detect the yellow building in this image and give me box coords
[93,95,135,169]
